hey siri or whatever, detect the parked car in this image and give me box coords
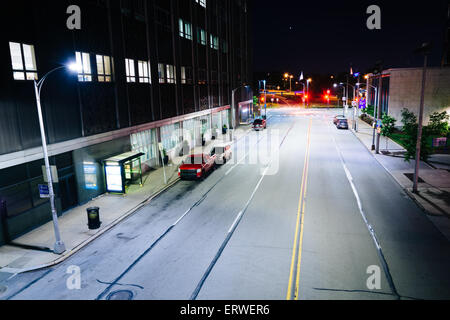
[333,115,347,125]
[178,154,217,180]
[336,119,349,130]
[253,119,267,131]
[210,144,232,165]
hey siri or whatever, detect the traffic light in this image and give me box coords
[260,96,265,104]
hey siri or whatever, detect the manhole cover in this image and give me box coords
[106,290,134,300]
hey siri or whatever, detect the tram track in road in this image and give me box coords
[96,116,293,300]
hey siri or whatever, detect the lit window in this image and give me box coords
[125,58,136,83]
[166,65,176,84]
[158,63,166,83]
[96,54,113,82]
[138,60,151,83]
[195,0,206,8]
[181,66,192,84]
[75,51,92,82]
[197,28,206,46]
[9,42,38,81]
[179,19,192,40]
[210,35,219,50]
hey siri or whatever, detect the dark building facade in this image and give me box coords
[0,0,253,244]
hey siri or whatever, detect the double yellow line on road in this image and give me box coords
[286,119,312,300]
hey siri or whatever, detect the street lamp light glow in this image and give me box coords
[68,62,81,73]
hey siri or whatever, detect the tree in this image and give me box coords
[401,108,432,162]
[428,111,449,137]
[381,114,397,152]
[401,108,417,128]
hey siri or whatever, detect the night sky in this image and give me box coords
[252,0,448,76]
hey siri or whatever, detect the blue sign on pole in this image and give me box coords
[359,97,366,109]
[38,184,50,199]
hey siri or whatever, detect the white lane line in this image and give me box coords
[329,125,400,299]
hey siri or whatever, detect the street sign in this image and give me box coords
[359,97,367,109]
[38,184,50,199]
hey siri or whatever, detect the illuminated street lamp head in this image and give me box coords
[284,73,289,78]
[307,78,312,83]
[68,62,81,73]
[364,74,370,80]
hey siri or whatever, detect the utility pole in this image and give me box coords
[413,43,432,193]
[374,60,384,154]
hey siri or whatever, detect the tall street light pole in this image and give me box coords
[413,42,432,193]
[33,64,78,254]
[306,78,312,108]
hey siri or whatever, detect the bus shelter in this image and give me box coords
[103,152,145,194]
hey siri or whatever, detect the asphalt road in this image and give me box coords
[1,107,450,300]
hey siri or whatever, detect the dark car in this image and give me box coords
[333,115,347,125]
[336,119,349,130]
[253,119,267,131]
[210,144,232,165]
[178,154,217,180]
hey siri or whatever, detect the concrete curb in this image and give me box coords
[4,126,256,275]
[7,177,181,275]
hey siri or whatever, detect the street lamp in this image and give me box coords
[334,83,346,115]
[259,80,267,118]
[306,78,312,107]
[357,81,379,150]
[34,63,78,254]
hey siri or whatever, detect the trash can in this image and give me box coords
[87,207,101,230]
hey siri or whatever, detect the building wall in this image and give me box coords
[0,0,252,244]
[387,68,450,126]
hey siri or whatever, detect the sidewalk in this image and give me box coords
[350,117,450,241]
[0,126,252,274]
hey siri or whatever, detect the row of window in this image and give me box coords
[179,19,227,53]
[9,41,226,85]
